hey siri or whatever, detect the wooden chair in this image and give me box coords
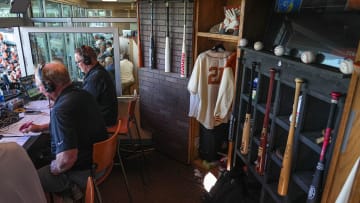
[85,176,95,203]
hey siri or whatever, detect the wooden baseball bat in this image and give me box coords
[278,78,304,196]
[164,0,171,73]
[180,0,187,78]
[306,92,341,203]
[240,62,257,155]
[137,1,144,67]
[255,68,276,175]
[149,0,155,69]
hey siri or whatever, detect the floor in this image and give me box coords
[98,150,205,203]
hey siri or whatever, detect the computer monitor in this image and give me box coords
[19,75,42,100]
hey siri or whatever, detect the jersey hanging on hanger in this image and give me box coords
[188,50,236,129]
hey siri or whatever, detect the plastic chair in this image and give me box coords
[85,176,95,203]
[95,120,132,203]
[107,95,146,184]
[107,95,145,155]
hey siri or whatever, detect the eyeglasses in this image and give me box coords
[75,60,83,65]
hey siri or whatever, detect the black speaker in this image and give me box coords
[10,0,30,13]
[81,46,91,65]
[38,65,55,93]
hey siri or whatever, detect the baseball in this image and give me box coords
[339,58,354,74]
[274,45,285,56]
[254,41,264,51]
[239,38,248,47]
[300,51,316,64]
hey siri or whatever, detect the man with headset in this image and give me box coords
[20,62,108,201]
[74,45,118,127]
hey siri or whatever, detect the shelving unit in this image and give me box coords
[233,47,351,202]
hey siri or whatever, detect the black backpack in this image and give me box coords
[203,166,248,203]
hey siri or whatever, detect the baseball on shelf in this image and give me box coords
[300,51,316,64]
[254,41,264,51]
[239,38,248,47]
[274,45,285,56]
[339,58,354,74]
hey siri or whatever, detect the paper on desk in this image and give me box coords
[24,100,51,111]
[0,136,30,146]
[0,113,50,137]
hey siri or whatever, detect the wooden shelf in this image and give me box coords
[196,32,239,43]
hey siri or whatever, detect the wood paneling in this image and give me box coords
[322,42,360,202]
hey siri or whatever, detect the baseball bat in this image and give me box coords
[240,62,257,155]
[180,0,187,78]
[278,78,304,196]
[164,0,171,73]
[255,68,276,175]
[306,92,341,203]
[149,0,155,69]
[226,56,243,171]
[137,2,144,67]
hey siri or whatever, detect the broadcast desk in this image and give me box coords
[0,100,51,168]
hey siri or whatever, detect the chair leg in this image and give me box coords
[92,178,103,203]
[133,117,147,185]
[117,142,133,203]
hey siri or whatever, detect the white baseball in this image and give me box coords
[239,38,248,47]
[339,58,354,74]
[274,45,285,56]
[300,51,316,64]
[254,41,264,51]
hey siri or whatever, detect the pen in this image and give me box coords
[19,121,34,131]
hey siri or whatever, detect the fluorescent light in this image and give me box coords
[102,0,117,2]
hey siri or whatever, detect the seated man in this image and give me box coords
[74,45,118,127]
[120,53,135,95]
[20,62,108,201]
[104,56,115,82]
[0,142,46,203]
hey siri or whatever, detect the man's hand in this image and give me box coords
[19,122,49,133]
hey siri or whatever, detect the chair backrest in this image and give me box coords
[85,176,95,203]
[93,120,121,174]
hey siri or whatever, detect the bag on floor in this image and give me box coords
[203,166,247,203]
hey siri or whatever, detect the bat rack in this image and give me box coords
[231,47,351,203]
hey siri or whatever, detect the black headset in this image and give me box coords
[38,64,55,93]
[81,45,91,65]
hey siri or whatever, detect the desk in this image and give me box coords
[0,100,51,168]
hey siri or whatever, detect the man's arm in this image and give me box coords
[50,149,78,175]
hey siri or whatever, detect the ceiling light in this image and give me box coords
[102,0,117,2]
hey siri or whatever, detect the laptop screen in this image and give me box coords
[19,75,42,99]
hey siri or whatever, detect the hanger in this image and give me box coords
[211,44,225,52]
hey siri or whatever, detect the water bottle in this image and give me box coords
[0,88,5,108]
[252,77,258,100]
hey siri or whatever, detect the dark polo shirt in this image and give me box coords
[50,85,108,170]
[83,63,118,127]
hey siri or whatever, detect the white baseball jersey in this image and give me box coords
[188,50,235,129]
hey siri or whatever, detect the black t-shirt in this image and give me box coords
[50,85,108,170]
[83,63,118,126]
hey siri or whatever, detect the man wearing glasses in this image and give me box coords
[74,45,118,127]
